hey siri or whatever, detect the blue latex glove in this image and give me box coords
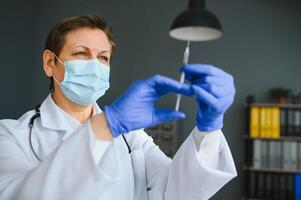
[182,64,236,131]
[104,75,192,137]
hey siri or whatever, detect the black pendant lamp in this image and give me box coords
[169,0,223,41]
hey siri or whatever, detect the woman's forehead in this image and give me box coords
[62,27,111,52]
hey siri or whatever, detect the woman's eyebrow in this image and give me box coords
[99,50,110,54]
[72,45,89,50]
[72,45,110,54]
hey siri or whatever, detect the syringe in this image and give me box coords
[175,41,190,111]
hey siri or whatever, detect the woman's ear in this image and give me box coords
[43,50,55,77]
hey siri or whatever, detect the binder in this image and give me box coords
[287,174,294,200]
[253,140,262,168]
[266,107,272,138]
[299,109,301,136]
[294,109,301,136]
[295,174,301,200]
[280,108,287,136]
[297,142,301,170]
[265,173,272,199]
[268,141,276,168]
[271,107,280,138]
[279,174,287,199]
[271,174,279,199]
[291,142,298,170]
[275,141,282,169]
[283,141,291,170]
[257,172,265,198]
[254,172,260,198]
[287,108,294,136]
[260,107,267,138]
[250,106,260,138]
[261,140,268,168]
[248,171,256,198]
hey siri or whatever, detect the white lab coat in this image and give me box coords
[0,94,237,200]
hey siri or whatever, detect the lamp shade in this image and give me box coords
[169,0,223,41]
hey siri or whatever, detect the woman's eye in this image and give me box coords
[99,55,109,62]
[74,51,87,56]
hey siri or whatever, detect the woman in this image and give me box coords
[0,15,237,200]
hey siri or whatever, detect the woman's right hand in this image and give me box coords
[103,75,192,138]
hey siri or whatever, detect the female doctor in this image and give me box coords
[0,15,237,200]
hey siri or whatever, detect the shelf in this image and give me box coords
[247,103,301,108]
[243,135,301,141]
[243,101,301,200]
[243,166,301,174]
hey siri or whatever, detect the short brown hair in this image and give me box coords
[44,14,115,91]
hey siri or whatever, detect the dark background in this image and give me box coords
[1,0,301,199]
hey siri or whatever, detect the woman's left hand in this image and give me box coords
[182,64,236,132]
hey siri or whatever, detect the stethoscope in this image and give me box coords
[29,105,131,162]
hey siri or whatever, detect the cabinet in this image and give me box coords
[244,103,301,200]
[145,121,181,158]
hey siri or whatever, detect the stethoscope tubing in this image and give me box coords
[28,105,131,162]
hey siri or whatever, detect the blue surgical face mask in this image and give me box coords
[53,55,110,106]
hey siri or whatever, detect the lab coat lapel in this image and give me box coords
[39,94,79,132]
[39,94,102,140]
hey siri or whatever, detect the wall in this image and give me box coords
[0,0,37,118]
[1,0,301,199]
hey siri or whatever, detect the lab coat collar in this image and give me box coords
[39,94,102,139]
